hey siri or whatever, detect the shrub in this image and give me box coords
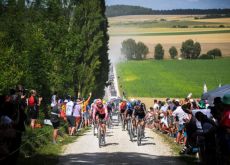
[207,48,222,59]
[169,46,178,59]
[154,44,164,60]
[199,54,213,59]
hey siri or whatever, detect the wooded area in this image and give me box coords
[0,0,109,101]
[106,5,230,17]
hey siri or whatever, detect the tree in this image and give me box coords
[181,39,201,59]
[154,44,164,60]
[169,46,178,59]
[207,48,222,59]
[193,42,201,59]
[135,41,149,60]
[121,38,136,60]
[0,0,109,100]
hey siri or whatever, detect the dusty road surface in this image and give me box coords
[59,120,185,165]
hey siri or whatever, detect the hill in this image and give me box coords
[106,5,230,17]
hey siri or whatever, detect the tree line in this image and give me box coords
[0,0,109,102]
[106,5,230,17]
[121,39,222,60]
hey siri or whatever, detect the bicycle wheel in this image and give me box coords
[107,117,112,129]
[93,122,98,136]
[98,126,102,148]
[128,119,134,142]
[121,115,125,131]
[102,129,106,145]
[137,125,142,146]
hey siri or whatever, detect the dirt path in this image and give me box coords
[58,120,185,165]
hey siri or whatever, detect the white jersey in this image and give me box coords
[172,106,189,125]
[66,101,74,116]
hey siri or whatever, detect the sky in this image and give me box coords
[106,0,230,10]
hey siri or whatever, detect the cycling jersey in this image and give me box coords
[93,105,108,120]
[134,107,146,119]
[127,108,133,116]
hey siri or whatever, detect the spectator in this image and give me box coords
[65,96,75,136]
[50,96,61,144]
[28,90,42,129]
[51,91,58,108]
[153,99,159,111]
[73,99,82,133]
[218,94,230,164]
[82,93,92,127]
[195,111,217,164]
[172,100,189,144]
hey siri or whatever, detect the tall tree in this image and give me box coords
[169,46,178,59]
[181,39,201,59]
[154,44,164,60]
[121,38,136,60]
[0,0,109,100]
[135,41,149,60]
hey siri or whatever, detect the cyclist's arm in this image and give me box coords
[104,106,108,120]
[92,107,96,121]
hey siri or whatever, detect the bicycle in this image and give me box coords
[98,119,106,148]
[136,119,145,146]
[120,113,126,131]
[127,115,134,141]
[107,112,113,129]
[93,120,98,136]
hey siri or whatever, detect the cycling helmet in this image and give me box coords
[127,102,132,109]
[136,100,141,106]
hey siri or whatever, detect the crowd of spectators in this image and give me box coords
[146,94,230,165]
[0,85,93,165]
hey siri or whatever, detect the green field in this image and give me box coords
[116,58,230,98]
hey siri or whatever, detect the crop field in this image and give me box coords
[116,59,230,98]
[108,15,230,60]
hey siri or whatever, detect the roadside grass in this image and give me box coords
[153,130,198,165]
[18,124,90,165]
[116,58,230,98]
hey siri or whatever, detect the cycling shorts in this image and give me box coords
[135,115,145,120]
[127,109,133,116]
[98,113,106,120]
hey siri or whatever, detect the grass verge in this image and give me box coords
[153,130,198,165]
[18,125,90,165]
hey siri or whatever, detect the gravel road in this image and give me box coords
[58,118,185,165]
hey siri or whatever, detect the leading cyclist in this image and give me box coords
[133,100,146,137]
[93,99,108,134]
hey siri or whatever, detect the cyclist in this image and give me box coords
[133,100,146,137]
[125,102,134,118]
[107,100,113,120]
[93,99,108,135]
[119,99,127,129]
[124,102,134,128]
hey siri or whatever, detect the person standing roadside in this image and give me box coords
[72,99,82,134]
[66,96,75,135]
[50,96,61,144]
[218,94,230,164]
[82,93,92,127]
[172,100,189,144]
[28,90,42,129]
